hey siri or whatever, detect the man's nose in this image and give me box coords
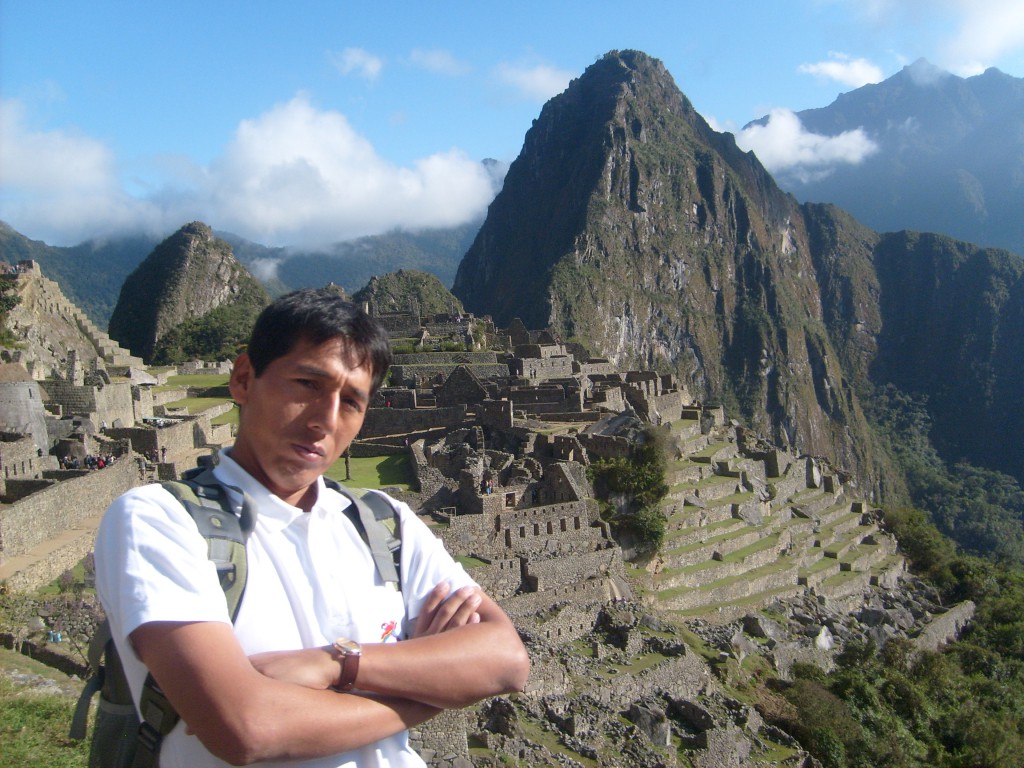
[307,392,340,432]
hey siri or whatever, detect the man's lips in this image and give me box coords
[292,442,326,460]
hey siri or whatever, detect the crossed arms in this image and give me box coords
[131,582,530,765]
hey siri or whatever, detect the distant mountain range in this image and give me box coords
[3,52,1023,507]
[748,58,1024,256]
[3,59,1021,325]
[0,219,481,328]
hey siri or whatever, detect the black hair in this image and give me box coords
[246,288,392,393]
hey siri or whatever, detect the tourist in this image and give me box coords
[94,288,528,767]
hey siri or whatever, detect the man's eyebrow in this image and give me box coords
[294,363,331,379]
[294,364,370,403]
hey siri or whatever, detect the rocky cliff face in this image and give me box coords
[107,222,267,361]
[454,50,890,493]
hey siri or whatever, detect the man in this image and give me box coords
[95,289,529,767]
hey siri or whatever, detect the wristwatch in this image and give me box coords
[331,637,362,691]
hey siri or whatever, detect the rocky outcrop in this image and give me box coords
[107,222,267,361]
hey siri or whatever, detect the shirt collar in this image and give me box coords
[213,447,330,527]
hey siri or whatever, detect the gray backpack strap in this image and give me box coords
[71,467,255,768]
[326,480,402,588]
[163,471,253,620]
[123,472,254,765]
[70,619,113,739]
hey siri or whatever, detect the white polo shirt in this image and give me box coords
[94,449,476,768]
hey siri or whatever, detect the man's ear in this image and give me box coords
[229,352,254,406]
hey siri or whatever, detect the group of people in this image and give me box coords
[60,453,114,470]
[96,288,529,768]
[144,446,167,463]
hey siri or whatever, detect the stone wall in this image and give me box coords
[376,313,421,338]
[0,456,138,563]
[639,390,687,424]
[0,378,51,452]
[374,387,417,409]
[479,400,514,429]
[133,384,156,422]
[360,406,467,438]
[408,708,470,767]
[1,434,49,494]
[39,378,135,428]
[467,557,523,599]
[502,577,614,619]
[577,432,633,460]
[579,359,617,377]
[176,361,232,374]
[392,352,500,366]
[389,364,509,388]
[591,386,626,412]
[524,548,624,592]
[436,368,488,408]
[498,502,599,555]
[512,355,575,382]
[108,420,180,458]
[437,510,495,554]
[530,602,604,645]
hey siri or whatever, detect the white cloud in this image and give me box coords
[736,108,879,184]
[329,47,384,82]
[204,95,494,245]
[0,95,497,247]
[798,52,884,88]
[495,62,575,102]
[0,99,168,244]
[409,48,469,76]
[838,0,1024,76]
[942,0,1024,75]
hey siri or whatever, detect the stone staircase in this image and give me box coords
[12,266,145,372]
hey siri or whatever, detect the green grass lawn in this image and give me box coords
[157,373,231,390]
[160,395,232,414]
[0,649,89,768]
[325,454,414,491]
[212,406,239,426]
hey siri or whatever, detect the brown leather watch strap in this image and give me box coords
[332,638,362,691]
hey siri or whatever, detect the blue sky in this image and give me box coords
[2,0,1024,248]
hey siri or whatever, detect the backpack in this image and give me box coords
[70,466,403,768]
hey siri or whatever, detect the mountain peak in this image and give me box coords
[900,57,951,87]
[107,222,268,361]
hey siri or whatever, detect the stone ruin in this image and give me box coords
[0,280,977,767]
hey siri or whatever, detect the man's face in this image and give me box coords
[228,335,374,510]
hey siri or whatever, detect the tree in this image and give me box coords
[0,275,21,347]
[588,426,669,552]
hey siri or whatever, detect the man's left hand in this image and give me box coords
[411,582,482,637]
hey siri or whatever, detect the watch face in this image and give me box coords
[335,638,361,655]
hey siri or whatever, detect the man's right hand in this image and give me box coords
[411,582,482,637]
[249,646,339,690]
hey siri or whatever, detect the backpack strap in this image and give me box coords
[69,619,114,740]
[325,479,402,589]
[127,471,256,765]
[162,467,254,621]
[70,469,255,768]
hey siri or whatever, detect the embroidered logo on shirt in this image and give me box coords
[380,620,400,643]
